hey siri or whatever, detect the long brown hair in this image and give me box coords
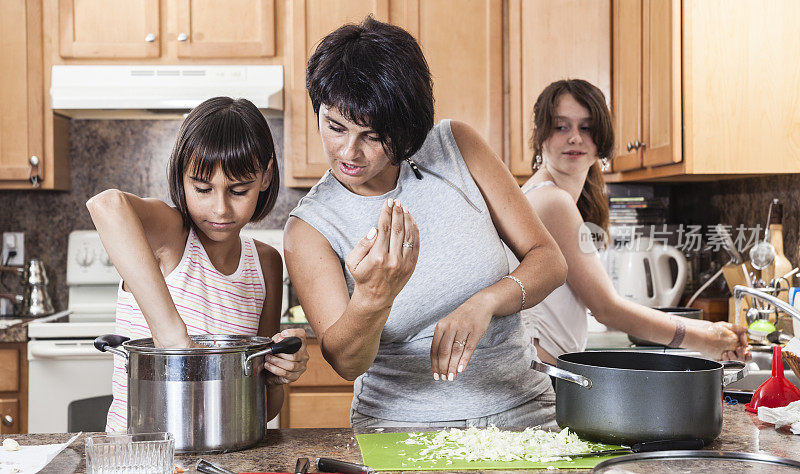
[530,79,614,233]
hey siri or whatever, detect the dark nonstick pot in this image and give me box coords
[532,351,747,445]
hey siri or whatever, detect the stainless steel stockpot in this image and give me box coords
[95,334,301,453]
[533,351,748,445]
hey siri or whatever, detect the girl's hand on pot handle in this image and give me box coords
[430,299,493,381]
[707,322,751,361]
[264,328,309,385]
[345,198,420,311]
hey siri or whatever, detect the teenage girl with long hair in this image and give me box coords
[516,79,750,364]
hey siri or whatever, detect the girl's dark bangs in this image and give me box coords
[186,114,261,182]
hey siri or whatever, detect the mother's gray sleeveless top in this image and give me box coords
[290,120,551,421]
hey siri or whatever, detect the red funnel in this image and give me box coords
[745,346,800,413]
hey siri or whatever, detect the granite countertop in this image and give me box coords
[0,317,33,343]
[10,405,800,473]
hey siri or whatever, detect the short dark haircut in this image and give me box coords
[167,97,279,227]
[306,16,434,164]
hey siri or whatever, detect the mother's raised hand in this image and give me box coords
[345,198,420,311]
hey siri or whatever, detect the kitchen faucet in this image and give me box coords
[733,285,800,323]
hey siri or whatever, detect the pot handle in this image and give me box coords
[531,361,592,389]
[94,334,130,361]
[243,336,302,376]
[721,360,749,386]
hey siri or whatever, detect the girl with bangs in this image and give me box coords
[87,97,309,432]
[285,17,567,428]
[513,79,749,364]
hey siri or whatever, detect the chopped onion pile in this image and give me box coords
[401,425,592,463]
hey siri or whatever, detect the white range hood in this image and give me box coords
[51,65,283,119]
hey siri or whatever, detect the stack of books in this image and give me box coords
[609,195,669,226]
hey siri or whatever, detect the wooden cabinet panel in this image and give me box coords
[287,391,353,428]
[0,350,19,392]
[0,399,20,434]
[683,0,800,175]
[292,341,352,387]
[0,0,44,187]
[58,0,160,58]
[610,0,641,172]
[397,0,503,162]
[641,0,680,167]
[509,0,611,177]
[174,0,275,58]
[284,0,390,186]
[0,343,27,434]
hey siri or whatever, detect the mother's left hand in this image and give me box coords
[430,299,493,381]
[264,328,309,385]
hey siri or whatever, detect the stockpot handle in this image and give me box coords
[243,336,303,376]
[531,361,592,389]
[721,360,749,386]
[94,334,130,361]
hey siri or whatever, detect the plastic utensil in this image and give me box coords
[745,346,800,413]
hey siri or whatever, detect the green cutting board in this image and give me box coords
[356,431,624,471]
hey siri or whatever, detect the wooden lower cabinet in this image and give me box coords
[0,343,28,434]
[280,338,354,428]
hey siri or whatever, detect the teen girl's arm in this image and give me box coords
[254,242,309,421]
[527,186,750,362]
[429,121,568,382]
[86,189,194,348]
[284,199,419,381]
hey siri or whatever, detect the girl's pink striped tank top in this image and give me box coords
[105,227,266,432]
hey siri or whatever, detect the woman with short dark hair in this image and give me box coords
[514,79,750,364]
[284,17,567,428]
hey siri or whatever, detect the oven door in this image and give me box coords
[27,339,115,433]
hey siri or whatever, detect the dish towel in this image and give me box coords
[758,400,800,434]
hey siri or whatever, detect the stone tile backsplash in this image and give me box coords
[0,119,308,311]
[1,118,799,312]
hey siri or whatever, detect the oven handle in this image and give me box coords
[28,341,115,359]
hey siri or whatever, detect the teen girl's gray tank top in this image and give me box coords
[290,120,551,422]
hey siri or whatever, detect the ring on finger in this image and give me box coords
[453,339,466,348]
[402,241,414,248]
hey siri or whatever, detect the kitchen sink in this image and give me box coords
[724,349,799,397]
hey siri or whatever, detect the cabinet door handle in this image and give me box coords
[2,415,12,427]
[177,33,188,42]
[145,33,156,43]
[638,141,647,150]
[627,141,635,152]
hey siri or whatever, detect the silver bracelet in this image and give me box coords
[502,275,526,311]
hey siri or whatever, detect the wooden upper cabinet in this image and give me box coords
[397,0,503,163]
[610,0,641,172]
[284,0,391,186]
[682,0,800,175]
[640,0,680,168]
[174,0,276,58]
[608,0,800,182]
[58,0,161,58]
[609,0,681,177]
[508,0,611,179]
[0,0,45,188]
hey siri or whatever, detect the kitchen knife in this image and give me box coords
[196,458,238,474]
[558,438,704,459]
[295,457,310,474]
[316,457,375,474]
